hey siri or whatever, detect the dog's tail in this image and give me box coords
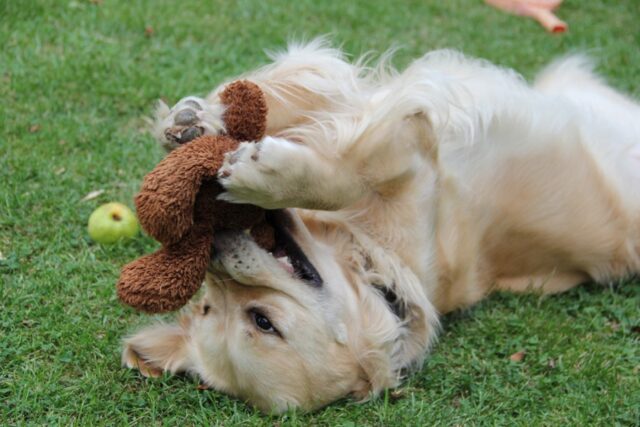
[533,54,601,94]
[535,54,640,126]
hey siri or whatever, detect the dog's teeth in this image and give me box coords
[276,256,295,274]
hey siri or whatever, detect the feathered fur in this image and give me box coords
[123,39,640,412]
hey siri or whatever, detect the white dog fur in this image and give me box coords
[123,39,640,412]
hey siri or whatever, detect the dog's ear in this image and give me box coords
[122,318,193,377]
[345,289,402,400]
[407,110,438,163]
[347,283,440,401]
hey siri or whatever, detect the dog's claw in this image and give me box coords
[164,125,203,145]
[228,146,246,165]
[180,126,203,143]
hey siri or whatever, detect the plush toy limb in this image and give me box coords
[219,80,268,142]
[485,0,567,33]
[117,223,214,313]
[136,135,240,246]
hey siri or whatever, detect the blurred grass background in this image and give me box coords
[1,0,639,424]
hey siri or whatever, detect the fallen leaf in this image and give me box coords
[144,26,154,37]
[509,350,526,362]
[55,167,66,175]
[389,389,405,402]
[81,189,105,201]
[29,124,41,133]
[196,383,210,390]
[452,397,461,408]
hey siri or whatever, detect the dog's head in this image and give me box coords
[122,210,439,412]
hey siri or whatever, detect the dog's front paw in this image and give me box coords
[218,137,314,209]
[153,96,225,151]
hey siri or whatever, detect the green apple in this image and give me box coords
[88,202,139,244]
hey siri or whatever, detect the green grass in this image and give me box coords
[2,0,639,425]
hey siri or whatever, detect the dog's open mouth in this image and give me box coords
[263,210,323,287]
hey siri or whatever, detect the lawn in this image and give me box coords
[1,0,639,425]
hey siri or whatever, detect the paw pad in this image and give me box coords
[174,109,198,126]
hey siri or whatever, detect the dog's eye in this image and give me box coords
[249,309,278,334]
[255,314,273,331]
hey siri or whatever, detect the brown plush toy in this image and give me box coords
[117,81,274,313]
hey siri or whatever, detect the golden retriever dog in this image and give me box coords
[122,39,640,412]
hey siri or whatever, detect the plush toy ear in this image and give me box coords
[219,80,268,142]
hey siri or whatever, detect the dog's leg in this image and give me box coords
[217,105,435,210]
[153,41,362,151]
[152,81,352,153]
[217,111,435,211]
[217,136,366,210]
